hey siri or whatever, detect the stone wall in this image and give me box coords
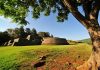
[42,37,69,45]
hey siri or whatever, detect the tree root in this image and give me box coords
[76,55,98,70]
[77,62,91,70]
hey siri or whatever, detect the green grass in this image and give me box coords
[0,44,92,70]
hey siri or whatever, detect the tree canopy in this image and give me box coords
[0,0,80,24]
[0,0,100,27]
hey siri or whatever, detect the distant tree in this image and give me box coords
[7,29,15,39]
[29,28,43,45]
[38,32,50,37]
[19,26,26,38]
[31,28,37,35]
[14,28,20,38]
[7,29,13,34]
[25,28,31,35]
[7,27,26,38]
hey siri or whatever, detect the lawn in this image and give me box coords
[0,44,92,70]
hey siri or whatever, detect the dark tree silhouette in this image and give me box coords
[0,31,11,45]
[19,26,26,38]
[38,32,50,37]
[31,28,37,35]
[25,28,31,35]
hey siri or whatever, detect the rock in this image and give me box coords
[7,40,13,46]
[14,38,19,42]
[4,42,8,46]
[26,35,31,40]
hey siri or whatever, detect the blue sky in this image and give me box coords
[0,12,91,40]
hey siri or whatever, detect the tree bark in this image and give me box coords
[77,25,100,70]
[62,0,100,70]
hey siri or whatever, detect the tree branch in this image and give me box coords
[82,1,92,19]
[62,0,91,28]
[89,1,100,20]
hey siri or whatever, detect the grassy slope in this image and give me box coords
[0,44,92,70]
[80,38,92,44]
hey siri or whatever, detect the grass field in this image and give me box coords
[0,44,92,70]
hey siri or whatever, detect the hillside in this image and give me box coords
[80,38,92,44]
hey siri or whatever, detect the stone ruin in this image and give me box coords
[4,40,13,46]
[4,42,8,46]
[42,37,69,45]
[12,38,30,46]
[4,35,42,46]
[7,40,14,46]
[4,35,69,46]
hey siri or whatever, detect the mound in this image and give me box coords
[42,37,69,45]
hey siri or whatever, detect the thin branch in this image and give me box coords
[82,1,93,19]
[89,1,100,20]
[62,0,91,28]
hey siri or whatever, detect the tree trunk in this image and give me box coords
[62,0,100,70]
[77,26,100,70]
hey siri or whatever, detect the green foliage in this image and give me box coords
[0,0,29,25]
[7,26,26,38]
[0,0,99,25]
[0,0,72,24]
[7,27,39,39]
